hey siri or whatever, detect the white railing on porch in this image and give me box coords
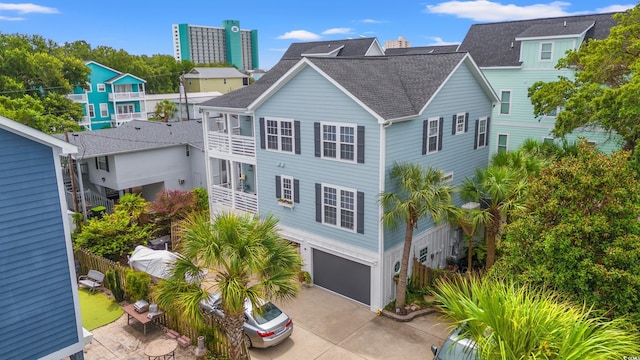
[111,112,147,127]
[211,184,257,214]
[207,132,256,157]
[108,92,146,101]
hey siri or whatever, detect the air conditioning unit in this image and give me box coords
[178,179,185,185]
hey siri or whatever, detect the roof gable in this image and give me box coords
[458,13,618,67]
[515,20,595,40]
[85,61,122,77]
[0,115,77,154]
[106,73,147,84]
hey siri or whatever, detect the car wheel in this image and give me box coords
[244,334,252,349]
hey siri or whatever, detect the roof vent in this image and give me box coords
[563,21,567,27]
[510,41,514,48]
[166,123,172,126]
[134,127,140,130]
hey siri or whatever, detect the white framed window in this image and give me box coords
[540,42,553,61]
[99,103,108,117]
[265,118,294,153]
[497,133,508,153]
[419,247,429,264]
[478,117,487,148]
[322,184,356,231]
[322,122,356,162]
[455,113,466,135]
[427,117,439,154]
[97,83,106,92]
[88,104,95,118]
[280,175,294,206]
[500,90,511,115]
[96,156,109,171]
[543,137,555,145]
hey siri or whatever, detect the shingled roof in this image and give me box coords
[55,120,204,158]
[385,45,459,55]
[199,38,382,110]
[458,13,618,67]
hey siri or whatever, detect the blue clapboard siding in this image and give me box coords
[384,61,493,250]
[255,66,381,252]
[0,129,79,359]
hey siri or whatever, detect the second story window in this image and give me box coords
[453,113,468,135]
[95,156,109,172]
[99,103,108,117]
[259,117,301,154]
[540,42,553,61]
[88,104,95,118]
[97,84,106,92]
[500,91,511,115]
[322,123,355,161]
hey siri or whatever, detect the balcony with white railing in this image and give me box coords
[78,116,91,130]
[208,131,256,158]
[211,184,257,214]
[66,93,87,102]
[108,92,146,101]
[111,112,147,127]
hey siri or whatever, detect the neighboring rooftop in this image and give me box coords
[184,67,248,79]
[458,12,618,67]
[54,120,204,158]
[385,45,459,55]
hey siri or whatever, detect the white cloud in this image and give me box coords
[361,19,385,24]
[428,36,460,46]
[0,15,23,20]
[322,27,353,35]
[277,30,322,41]
[0,3,58,14]
[596,4,635,12]
[426,1,578,21]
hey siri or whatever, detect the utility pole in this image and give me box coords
[180,72,190,121]
[64,130,79,213]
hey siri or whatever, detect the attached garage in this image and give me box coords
[312,249,371,305]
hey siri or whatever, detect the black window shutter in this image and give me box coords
[105,157,109,172]
[95,157,98,169]
[357,191,365,234]
[294,120,301,154]
[275,176,281,198]
[422,120,428,155]
[485,117,491,146]
[294,179,300,203]
[474,119,479,149]
[438,117,444,151]
[259,117,265,149]
[464,113,469,133]
[315,183,322,222]
[451,114,456,135]
[357,125,365,164]
[314,122,321,157]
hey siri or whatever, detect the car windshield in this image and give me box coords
[252,302,282,325]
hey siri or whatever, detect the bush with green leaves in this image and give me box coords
[435,276,640,359]
[125,269,151,302]
[105,268,126,302]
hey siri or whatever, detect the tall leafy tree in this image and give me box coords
[496,141,640,325]
[528,6,640,150]
[153,212,302,360]
[381,162,459,313]
[435,276,640,359]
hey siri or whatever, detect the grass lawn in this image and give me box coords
[78,289,124,330]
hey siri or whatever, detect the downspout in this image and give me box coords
[377,121,389,311]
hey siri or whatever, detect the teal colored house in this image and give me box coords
[67,61,147,130]
[0,116,88,359]
[197,38,497,311]
[458,13,620,154]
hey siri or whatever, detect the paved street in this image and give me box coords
[83,286,451,360]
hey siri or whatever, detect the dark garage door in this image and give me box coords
[313,249,371,305]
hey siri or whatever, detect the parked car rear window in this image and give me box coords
[252,302,282,324]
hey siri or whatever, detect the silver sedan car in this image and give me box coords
[200,292,294,348]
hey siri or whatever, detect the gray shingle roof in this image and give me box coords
[185,67,248,79]
[385,45,459,55]
[458,13,618,67]
[516,20,595,39]
[54,120,204,158]
[199,38,381,110]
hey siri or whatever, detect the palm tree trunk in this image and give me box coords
[396,220,414,314]
[486,209,500,269]
[224,313,247,360]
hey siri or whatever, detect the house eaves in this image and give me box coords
[105,73,147,84]
[0,115,77,155]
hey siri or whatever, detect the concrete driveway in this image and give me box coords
[250,286,452,360]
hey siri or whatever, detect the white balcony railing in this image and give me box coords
[66,93,87,102]
[108,92,146,101]
[110,112,147,127]
[78,116,91,130]
[211,184,257,214]
[208,131,256,157]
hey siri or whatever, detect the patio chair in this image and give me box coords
[78,270,105,293]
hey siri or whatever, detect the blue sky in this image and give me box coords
[0,1,635,70]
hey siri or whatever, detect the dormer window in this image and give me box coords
[540,42,553,61]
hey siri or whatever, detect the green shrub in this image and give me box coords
[125,269,151,301]
[105,268,125,302]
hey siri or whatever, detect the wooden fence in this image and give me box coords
[410,257,457,289]
[74,247,244,359]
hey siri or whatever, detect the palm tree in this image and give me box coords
[380,162,460,313]
[435,275,640,359]
[460,165,527,269]
[153,212,302,360]
[154,99,177,122]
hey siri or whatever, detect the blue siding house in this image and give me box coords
[198,38,497,310]
[67,61,147,130]
[0,116,86,359]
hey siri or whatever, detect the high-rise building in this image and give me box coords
[172,20,259,70]
[384,36,411,49]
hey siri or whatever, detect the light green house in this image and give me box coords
[183,67,249,94]
[458,13,621,154]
